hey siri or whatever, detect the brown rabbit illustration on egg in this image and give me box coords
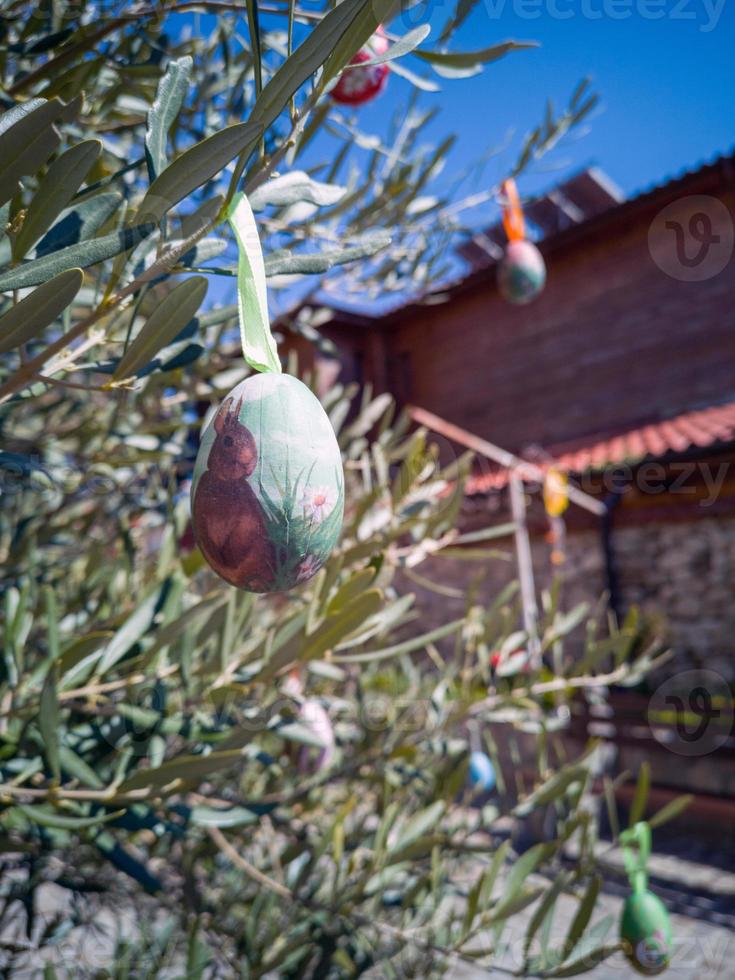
[192,396,275,591]
[192,373,344,593]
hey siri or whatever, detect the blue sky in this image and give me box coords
[178,2,734,309]
[351,0,734,212]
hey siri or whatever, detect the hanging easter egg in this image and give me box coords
[492,647,531,677]
[497,240,547,305]
[468,751,496,792]
[330,29,389,106]
[620,889,672,975]
[298,699,336,773]
[497,177,546,305]
[543,467,569,518]
[192,373,344,592]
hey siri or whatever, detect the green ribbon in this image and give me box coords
[620,821,651,894]
[227,191,281,375]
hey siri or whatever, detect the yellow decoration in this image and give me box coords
[544,468,569,518]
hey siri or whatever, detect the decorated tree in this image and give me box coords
[0,2,680,976]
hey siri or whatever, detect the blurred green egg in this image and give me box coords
[620,889,672,975]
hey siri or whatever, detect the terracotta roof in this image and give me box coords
[466,399,735,495]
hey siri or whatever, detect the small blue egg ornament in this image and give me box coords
[469,751,496,792]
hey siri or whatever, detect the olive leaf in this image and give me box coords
[113,276,208,381]
[648,793,693,829]
[0,224,156,291]
[562,877,602,962]
[264,234,391,277]
[413,39,538,71]
[0,98,65,206]
[39,666,60,782]
[116,749,246,794]
[188,805,260,829]
[343,24,431,68]
[513,764,590,817]
[14,139,101,259]
[145,55,193,181]
[0,98,47,137]
[0,267,82,354]
[139,121,262,222]
[35,191,121,257]
[0,94,81,204]
[249,171,346,211]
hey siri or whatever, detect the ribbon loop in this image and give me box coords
[501,177,525,243]
[227,192,281,375]
[620,821,652,893]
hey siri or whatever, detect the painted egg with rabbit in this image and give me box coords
[191,373,344,592]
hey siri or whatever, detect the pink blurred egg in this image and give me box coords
[331,30,389,106]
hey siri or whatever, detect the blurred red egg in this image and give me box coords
[331,30,389,106]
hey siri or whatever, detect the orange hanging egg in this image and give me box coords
[498,178,547,305]
[498,240,547,305]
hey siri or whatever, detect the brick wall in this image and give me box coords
[316,162,735,684]
[316,169,735,456]
[381,186,735,453]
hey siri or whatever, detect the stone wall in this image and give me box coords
[400,512,735,684]
[612,516,735,681]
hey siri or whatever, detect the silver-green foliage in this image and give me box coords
[0,4,667,978]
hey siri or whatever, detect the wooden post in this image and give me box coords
[406,405,607,666]
[408,405,606,517]
[509,472,541,665]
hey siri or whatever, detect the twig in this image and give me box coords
[469,651,672,716]
[32,375,118,393]
[0,219,219,404]
[58,665,180,702]
[0,783,150,803]
[207,826,512,977]
[208,826,291,898]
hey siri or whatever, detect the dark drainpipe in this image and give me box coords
[601,491,623,620]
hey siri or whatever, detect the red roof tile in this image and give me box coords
[466,399,735,495]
